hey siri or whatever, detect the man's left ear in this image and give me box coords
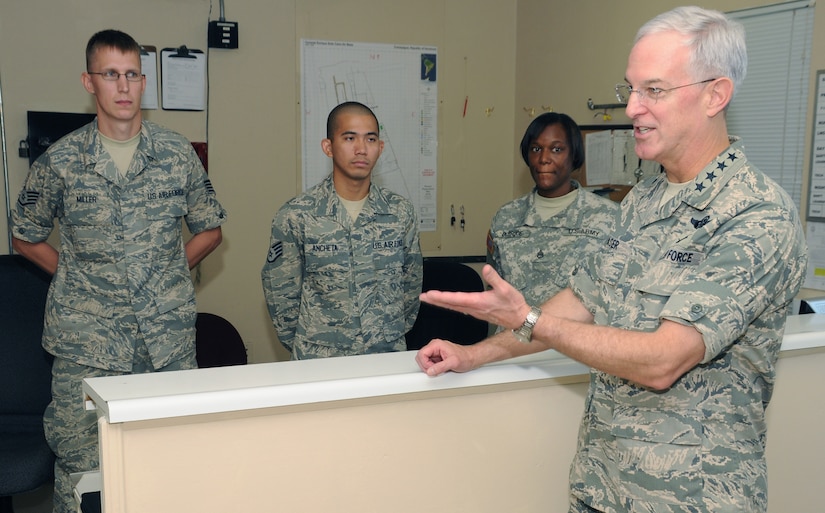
[707,77,734,116]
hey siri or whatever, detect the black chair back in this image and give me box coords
[406,260,488,351]
[0,255,56,507]
[195,313,248,368]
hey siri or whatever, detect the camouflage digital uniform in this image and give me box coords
[262,174,423,359]
[567,139,808,513]
[486,180,618,308]
[11,118,226,513]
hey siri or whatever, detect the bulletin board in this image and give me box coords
[579,125,632,202]
[579,124,660,202]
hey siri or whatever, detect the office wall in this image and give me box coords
[1,0,822,363]
[0,0,516,362]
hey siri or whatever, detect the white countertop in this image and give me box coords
[779,312,825,351]
[83,313,825,424]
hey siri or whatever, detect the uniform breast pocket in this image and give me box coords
[64,191,118,262]
[540,248,582,289]
[143,181,189,223]
[146,198,188,219]
[373,248,404,276]
[141,176,188,220]
[65,185,115,225]
[145,196,189,247]
[304,245,349,293]
[632,262,688,320]
[592,249,627,287]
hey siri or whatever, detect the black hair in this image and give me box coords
[519,112,584,170]
[326,101,379,139]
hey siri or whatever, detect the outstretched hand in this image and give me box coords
[415,265,531,376]
[419,264,529,330]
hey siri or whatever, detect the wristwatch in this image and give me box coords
[512,305,542,343]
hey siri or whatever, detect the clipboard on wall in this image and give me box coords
[160,46,206,110]
[139,45,159,110]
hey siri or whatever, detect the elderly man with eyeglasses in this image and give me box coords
[415,6,807,513]
[11,29,226,513]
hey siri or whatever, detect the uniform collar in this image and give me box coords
[81,119,158,170]
[679,136,744,211]
[522,179,581,226]
[314,174,394,219]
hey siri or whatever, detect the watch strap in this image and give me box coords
[512,305,542,343]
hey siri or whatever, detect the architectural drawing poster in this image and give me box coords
[301,39,438,231]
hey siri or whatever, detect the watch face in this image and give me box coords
[512,329,529,343]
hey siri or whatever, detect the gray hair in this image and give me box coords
[636,6,747,94]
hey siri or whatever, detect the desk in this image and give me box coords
[83,314,825,513]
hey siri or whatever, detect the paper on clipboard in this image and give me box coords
[160,46,206,110]
[140,46,158,110]
[584,130,612,185]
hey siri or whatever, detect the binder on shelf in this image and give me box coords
[160,46,206,110]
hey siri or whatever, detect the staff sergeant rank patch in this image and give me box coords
[267,241,283,263]
[17,189,40,208]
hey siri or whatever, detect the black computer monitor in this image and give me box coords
[26,111,96,166]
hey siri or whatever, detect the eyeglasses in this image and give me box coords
[615,78,717,104]
[87,70,144,82]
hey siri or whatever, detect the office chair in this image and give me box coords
[405,260,489,351]
[0,255,55,513]
[195,313,248,367]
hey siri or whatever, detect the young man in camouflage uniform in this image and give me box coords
[486,112,617,328]
[11,29,226,513]
[415,7,807,513]
[262,101,422,359]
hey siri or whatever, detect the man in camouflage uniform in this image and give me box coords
[11,30,226,513]
[415,7,807,513]
[487,112,617,327]
[262,101,422,359]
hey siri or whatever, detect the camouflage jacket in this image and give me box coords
[568,139,808,512]
[486,180,617,308]
[262,175,422,359]
[12,119,227,370]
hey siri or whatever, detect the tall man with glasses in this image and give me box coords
[415,7,807,512]
[11,29,226,513]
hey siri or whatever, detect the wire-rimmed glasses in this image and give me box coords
[615,78,717,104]
[87,70,144,82]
